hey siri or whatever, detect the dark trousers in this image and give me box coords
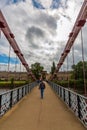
[40,89,44,99]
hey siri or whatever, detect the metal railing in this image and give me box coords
[0,82,38,117]
[48,81,87,128]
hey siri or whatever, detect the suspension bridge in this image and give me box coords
[0,0,87,129]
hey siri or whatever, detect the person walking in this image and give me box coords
[39,81,46,99]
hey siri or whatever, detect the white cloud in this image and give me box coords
[0,0,86,73]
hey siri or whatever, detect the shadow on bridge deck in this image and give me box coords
[0,82,86,130]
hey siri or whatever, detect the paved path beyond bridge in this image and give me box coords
[0,83,86,130]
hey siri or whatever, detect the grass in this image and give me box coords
[0,80,28,89]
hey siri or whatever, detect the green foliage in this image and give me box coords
[53,79,86,94]
[0,80,28,89]
[31,62,44,79]
[51,61,56,74]
[10,78,14,84]
[54,80,68,88]
[10,78,14,89]
[71,61,87,79]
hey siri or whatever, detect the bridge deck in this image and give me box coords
[0,83,86,130]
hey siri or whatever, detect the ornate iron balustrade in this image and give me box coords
[48,81,87,128]
[0,82,38,117]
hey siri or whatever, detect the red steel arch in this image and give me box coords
[51,0,87,80]
[0,10,36,80]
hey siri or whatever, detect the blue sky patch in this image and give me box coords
[32,0,60,9]
[32,0,45,9]
[0,54,19,64]
[13,0,25,3]
[50,0,60,9]
[5,0,25,5]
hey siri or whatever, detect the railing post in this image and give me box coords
[25,85,27,95]
[63,89,65,101]
[0,95,2,115]
[56,85,58,94]
[28,85,30,93]
[58,86,59,95]
[60,88,62,97]
[10,91,13,108]
[29,85,31,92]
[68,91,71,107]
[59,87,60,96]
[22,87,24,97]
[77,95,81,119]
[56,85,57,93]
[24,87,25,96]
[17,89,19,102]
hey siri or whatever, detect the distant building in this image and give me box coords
[56,71,72,80]
[0,71,28,81]
[41,70,47,79]
[0,71,72,81]
[46,71,72,81]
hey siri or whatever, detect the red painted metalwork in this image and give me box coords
[10,33,15,38]
[51,0,87,80]
[77,19,86,27]
[65,50,70,53]
[0,21,5,28]
[61,53,64,56]
[69,32,73,37]
[0,10,36,80]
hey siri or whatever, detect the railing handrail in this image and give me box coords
[0,83,34,96]
[51,82,87,99]
[0,81,38,117]
[48,81,87,128]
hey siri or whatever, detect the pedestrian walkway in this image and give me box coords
[0,83,86,130]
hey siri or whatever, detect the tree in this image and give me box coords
[10,77,14,89]
[72,61,87,79]
[51,61,56,74]
[31,62,44,79]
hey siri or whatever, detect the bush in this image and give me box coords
[10,78,14,89]
[0,80,30,89]
[53,79,86,94]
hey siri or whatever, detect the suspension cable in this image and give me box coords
[15,55,17,81]
[72,45,76,91]
[0,28,1,38]
[8,45,11,72]
[20,62,21,80]
[7,44,11,80]
[81,28,86,96]
[0,28,1,71]
[67,55,69,89]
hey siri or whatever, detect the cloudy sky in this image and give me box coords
[0,0,86,72]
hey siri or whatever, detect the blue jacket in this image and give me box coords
[39,82,45,89]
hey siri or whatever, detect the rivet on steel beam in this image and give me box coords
[60,63,63,65]
[0,21,5,28]
[77,20,86,27]
[65,49,70,53]
[21,53,23,56]
[61,53,64,56]
[10,33,15,38]
[69,32,73,37]
[14,50,19,53]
